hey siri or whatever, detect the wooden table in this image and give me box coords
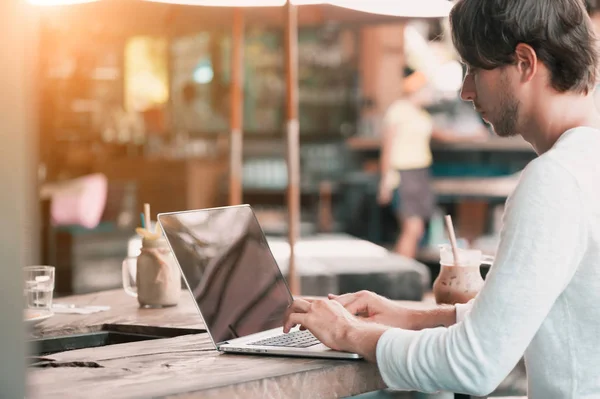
[27,289,435,399]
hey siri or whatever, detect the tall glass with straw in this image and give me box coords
[432,215,485,305]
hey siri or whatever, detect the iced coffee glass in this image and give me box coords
[433,245,485,305]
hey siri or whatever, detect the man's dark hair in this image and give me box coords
[449,0,599,94]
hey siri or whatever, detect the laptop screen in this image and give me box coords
[159,205,293,344]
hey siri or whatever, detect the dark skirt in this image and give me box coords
[394,167,435,220]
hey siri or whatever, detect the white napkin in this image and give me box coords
[52,304,111,315]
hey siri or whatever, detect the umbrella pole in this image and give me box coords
[285,0,300,296]
[229,7,244,206]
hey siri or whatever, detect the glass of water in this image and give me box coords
[23,266,55,315]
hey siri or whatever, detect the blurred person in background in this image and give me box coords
[378,67,436,259]
[379,22,487,259]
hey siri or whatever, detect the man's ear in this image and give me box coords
[514,43,538,83]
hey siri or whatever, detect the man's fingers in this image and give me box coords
[330,293,368,316]
[286,299,311,314]
[330,293,365,314]
[330,292,358,306]
[294,297,317,303]
[283,299,313,333]
[345,299,368,316]
[283,313,307,333]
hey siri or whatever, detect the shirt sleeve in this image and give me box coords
[455,299,474,323]
[375,157,587,396]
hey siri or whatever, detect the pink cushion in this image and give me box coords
[50,173,108,229]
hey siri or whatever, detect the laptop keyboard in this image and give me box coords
[248,330,321,348]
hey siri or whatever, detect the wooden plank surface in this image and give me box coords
[28,289,436,399]
[28,333,384,399]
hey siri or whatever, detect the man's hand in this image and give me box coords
[283,298,389,361]
[331,290,458,330]
[329,291,416,329]
[283,298,357,352]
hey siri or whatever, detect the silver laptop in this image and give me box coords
[157,204,361,360]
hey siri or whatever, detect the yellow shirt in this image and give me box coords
[383,99,433,171]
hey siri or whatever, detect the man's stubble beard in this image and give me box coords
[490,74,521,138]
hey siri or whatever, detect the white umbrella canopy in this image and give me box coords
[144,0,287,5]
[145,0,328,5]
[29,0,454,18]
[27,0,320,5]
[144,0,454,17]
[327,0,454,18]
[28,0,96,4]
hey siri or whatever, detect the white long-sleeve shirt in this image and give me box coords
[376,127,600,398]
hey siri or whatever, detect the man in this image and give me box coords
[283,0,600,397]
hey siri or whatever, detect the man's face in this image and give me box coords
[460,66,521,137]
